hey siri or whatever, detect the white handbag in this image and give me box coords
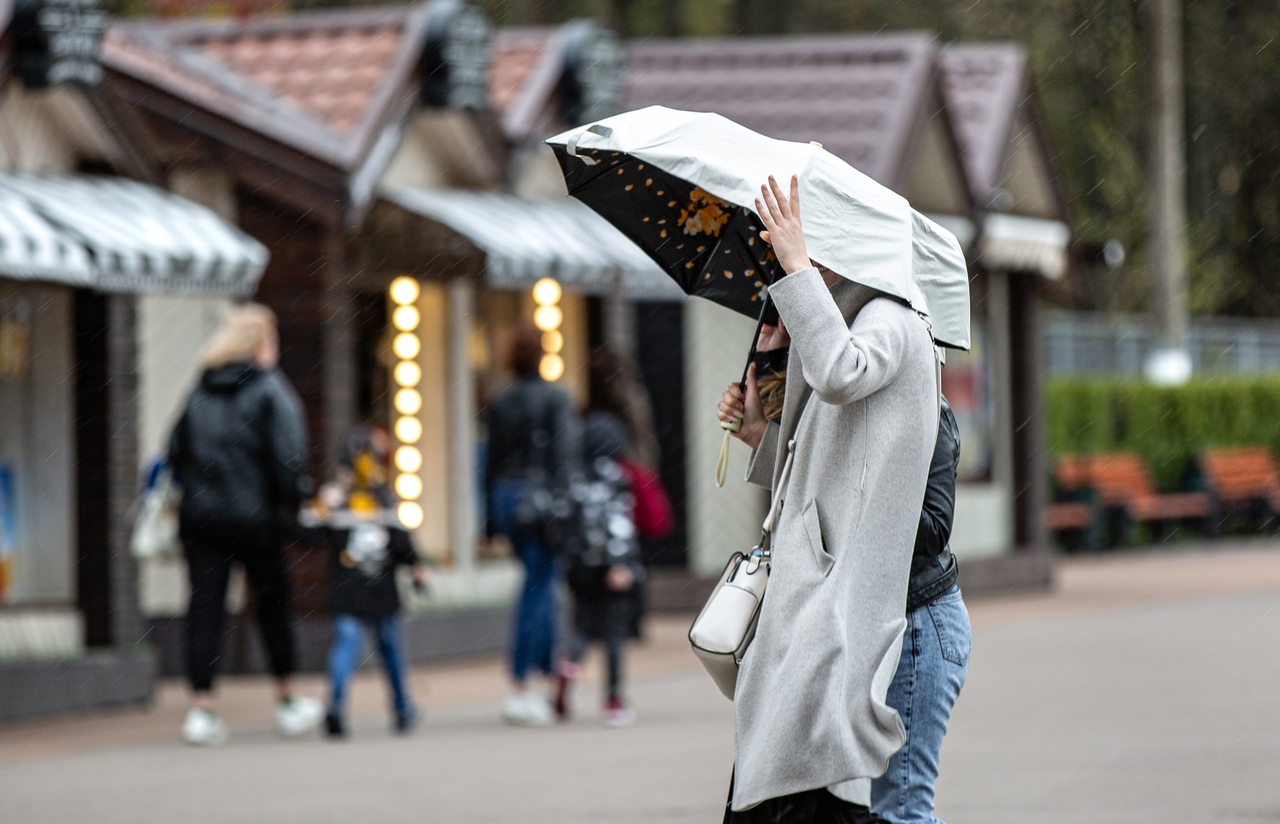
[689,438,795,699]
[131,466,182,560]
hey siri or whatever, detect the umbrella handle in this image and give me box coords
[716,416,743,488]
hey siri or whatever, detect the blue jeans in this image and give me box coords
[490,480,560,682]
[871,587,971,824]
[327,613,412,716]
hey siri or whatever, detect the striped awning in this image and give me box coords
[979,213,1071,279]
[0,175,268,296]
[381,187,683,300]
[0,187,94,285]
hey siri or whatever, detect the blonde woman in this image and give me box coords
[167,304,322,745]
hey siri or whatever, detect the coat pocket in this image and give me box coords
[801,500,835,577]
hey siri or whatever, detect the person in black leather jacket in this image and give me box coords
[908,396,961,610]
[167,304,322,746]
[870,393,971,824]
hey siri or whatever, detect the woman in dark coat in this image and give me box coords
[486,323,580,726]
[168,304,322,746]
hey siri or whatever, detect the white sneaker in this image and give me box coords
[602,696,636,728]
[182,708,229,746]
[276,696,323,738]
[501,692,553,727]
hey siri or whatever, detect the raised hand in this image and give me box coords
[756,174,812,276]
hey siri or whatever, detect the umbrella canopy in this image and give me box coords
[547,106,970,350]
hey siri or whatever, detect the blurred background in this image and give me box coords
[1,0,1279,821]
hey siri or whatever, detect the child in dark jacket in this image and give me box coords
[302,425,428,738]
[554,412,646,727]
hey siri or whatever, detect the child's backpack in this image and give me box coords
[562,457,640,596]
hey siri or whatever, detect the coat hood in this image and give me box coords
[201,362,264,392]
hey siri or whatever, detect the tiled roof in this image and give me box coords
[103,6,427,169]
[489,28,553,117]
[939,44,1027,201]
[626,34,938,188]
[195,22,403,133]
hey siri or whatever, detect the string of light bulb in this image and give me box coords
[532,277,564,382]
[389,276,425,530]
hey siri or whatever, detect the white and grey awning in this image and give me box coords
[382,187,683,300]
[0,174,268,296]
[979,213,1070,279]
[0,186,94,285]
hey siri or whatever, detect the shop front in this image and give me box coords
[103,3,680,670]
[0,0,269,722]
[941,45,1072,569]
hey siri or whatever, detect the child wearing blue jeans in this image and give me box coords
[304,426,428,737]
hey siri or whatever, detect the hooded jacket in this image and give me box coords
[168,363,310,528]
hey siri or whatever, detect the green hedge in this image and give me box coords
[1047,376,1280,489]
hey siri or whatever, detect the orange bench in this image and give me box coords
[1052,452,1211,544]
[1198,446,1280,523]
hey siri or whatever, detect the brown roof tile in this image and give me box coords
[103,6,425,169]
[626,34,938,187]
[192,22,404,133]
[939,44,1027,201]
[489,29,553,117]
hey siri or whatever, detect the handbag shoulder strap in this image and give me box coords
[760,438,796,539]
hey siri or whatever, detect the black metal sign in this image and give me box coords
[420,0,492,111]
[559,22,624,127]
[13,0,106,90]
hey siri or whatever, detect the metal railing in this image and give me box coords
[1045,310,1280,376]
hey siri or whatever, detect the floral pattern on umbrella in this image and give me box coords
[553,146,786,318]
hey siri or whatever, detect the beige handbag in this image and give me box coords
[689,439,795,699]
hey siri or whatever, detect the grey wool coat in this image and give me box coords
[731,267,940,811]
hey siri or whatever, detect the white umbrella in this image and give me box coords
[547,105,970,350]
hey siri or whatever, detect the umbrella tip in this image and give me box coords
[810,141,823,148]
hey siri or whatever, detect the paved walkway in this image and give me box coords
[2,541,1280,823]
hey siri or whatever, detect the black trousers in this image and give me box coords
[184,523,296,692]
[724,771,883,824]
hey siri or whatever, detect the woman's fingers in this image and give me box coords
[744,363,763,412]
[789,174,800,216]
[759,183,784,225]
[768,175,791,219]
[718,401,743,422]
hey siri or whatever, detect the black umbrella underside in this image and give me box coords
[553,145,787,319]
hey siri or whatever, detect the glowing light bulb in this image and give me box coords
[395,446,423,474]
[393,332,421,360]
[534,305,562,332]
[394,388,422,415]
[389,276,420,306]
[395,474,423,500]
[532,277,562,307]
[541,330,563,354]
[393,360,422,387]
[539,353,565,382]
[394,416,422,444]
[392,305,420,332]
[398,501,424,529]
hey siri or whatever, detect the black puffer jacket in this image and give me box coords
[906,395,961,611]
[169,363,311,528]
[485,375,579,486]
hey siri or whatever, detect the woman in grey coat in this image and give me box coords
[717,176,940,821]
